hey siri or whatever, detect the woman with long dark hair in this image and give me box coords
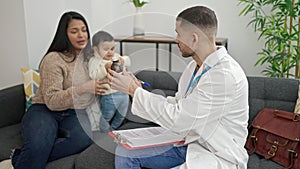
[11,11,107,169]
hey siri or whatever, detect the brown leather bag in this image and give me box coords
[245,108,300,169]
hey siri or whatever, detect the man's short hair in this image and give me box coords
[176,6,218,34]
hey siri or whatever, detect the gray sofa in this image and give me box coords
[0,70,299,169]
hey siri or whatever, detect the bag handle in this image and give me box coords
[247,128,259,155]
[273,109,300,121]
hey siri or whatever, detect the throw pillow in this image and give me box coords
[294,86,300,114]
[20,68,40,110]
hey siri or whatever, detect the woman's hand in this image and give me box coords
[107,69,141,97]
[95,79,109,95]
[75,79,109,96]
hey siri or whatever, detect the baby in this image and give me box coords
[88,30,130,132]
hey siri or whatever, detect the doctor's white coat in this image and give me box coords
[131,47,249,169]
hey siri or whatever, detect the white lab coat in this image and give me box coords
[131,47,249,169]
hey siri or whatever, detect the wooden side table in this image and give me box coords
[114,36,228,71]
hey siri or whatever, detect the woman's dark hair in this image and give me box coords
[41,11,92,66]
[92,30,114,47]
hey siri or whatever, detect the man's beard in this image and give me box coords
[181,51,195,58]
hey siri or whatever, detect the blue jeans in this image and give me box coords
[115,144,187,169]
[99,92,129,132]
[12,104,93,169]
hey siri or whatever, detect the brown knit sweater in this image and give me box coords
[32,52,94,111]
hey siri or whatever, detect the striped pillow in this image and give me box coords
[21,68,40,110]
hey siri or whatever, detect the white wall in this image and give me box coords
[0,0,265,89]
[23,0,93,68]
[94,0,265,74]
[0,0,28,89]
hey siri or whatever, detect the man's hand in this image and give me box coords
[119,57,124,65]
[107,69,141,97]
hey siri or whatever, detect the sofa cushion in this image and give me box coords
[124,101,153,124]
[248,153,283,168]
[247,76,299,124]
[125,70,181,124]
[0,85,25,128]
[46,154,77,169]
[135,70,181,97]
[0,123,23,161]
[75,143,115,169]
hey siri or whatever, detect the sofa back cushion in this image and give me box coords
[0,84,26,128]
[123,71,300,128]
[247,76,299,124]
[135,70,181,97]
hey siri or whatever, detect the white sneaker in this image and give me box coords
[0,159,13,169]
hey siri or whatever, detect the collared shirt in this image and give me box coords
[131,46,249,169]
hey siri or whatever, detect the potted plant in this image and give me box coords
[129,0,149,7]
[238,0,300,78]
[128,0,150,36]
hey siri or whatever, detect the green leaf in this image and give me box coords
[237,0,300,78]
[239,4,254,16]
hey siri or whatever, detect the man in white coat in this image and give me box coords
[109,5,249,169]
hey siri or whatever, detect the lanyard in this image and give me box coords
[185,65,211,96]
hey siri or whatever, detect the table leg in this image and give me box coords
[119,42,123,56]
[156,43,159,71]
[169,43,172,71]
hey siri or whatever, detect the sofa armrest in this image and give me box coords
[0,84,26,128]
